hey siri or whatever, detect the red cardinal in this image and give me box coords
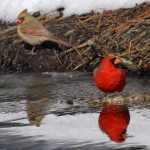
[99,103,130,143]
[93,56,126,96]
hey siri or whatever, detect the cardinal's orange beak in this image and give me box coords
[122,133,128,140]
[16,18,22,24]
[114,58,122,65]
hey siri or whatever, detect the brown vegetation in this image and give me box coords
[0,2,149,74]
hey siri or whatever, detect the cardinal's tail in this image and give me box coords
[47,36,72,47]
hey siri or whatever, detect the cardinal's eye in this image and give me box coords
[109,57,116,64]
[20,17,25,22]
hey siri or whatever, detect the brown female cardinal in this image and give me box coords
[93,56,126,96]
[16,9,71,55]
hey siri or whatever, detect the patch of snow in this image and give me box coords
[0,0,149,22]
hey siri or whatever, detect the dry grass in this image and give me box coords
[0,2,149,74]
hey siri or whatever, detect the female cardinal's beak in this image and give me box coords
[16,18,22,24]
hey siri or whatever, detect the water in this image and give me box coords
[0,72,149,150]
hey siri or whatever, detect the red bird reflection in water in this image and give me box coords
[93,56,126,96]
[99,103,130,143]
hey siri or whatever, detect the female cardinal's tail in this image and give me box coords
[47,36,72,47]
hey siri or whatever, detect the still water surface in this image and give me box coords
[0,72,149,150]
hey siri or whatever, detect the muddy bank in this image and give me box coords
[0,2,149,74]
[0,72,149,115]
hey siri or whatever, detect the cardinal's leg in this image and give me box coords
[26,46,37,55]
[30,46,37,55]
[104,93,107,97]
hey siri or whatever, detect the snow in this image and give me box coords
[0,0,149,22]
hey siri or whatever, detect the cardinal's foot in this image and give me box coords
[26,51,37,55]
[102,97,112,102]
